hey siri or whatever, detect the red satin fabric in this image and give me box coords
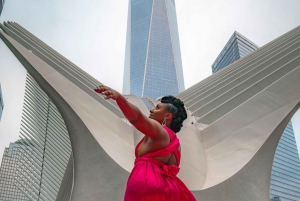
[124,126,197,201]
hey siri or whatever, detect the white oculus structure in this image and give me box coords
[211,31,300,201]
[0,21,300,201]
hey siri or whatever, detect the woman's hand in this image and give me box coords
[94,85,121,100]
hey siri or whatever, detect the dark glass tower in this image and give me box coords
[212,31,259,73]
[123,0,185,99]
[0,84,3,121]
[0,0,4,16]
[212,31,300,201]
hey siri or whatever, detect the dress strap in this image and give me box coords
[135,126,181,165]
[163,126,181,165]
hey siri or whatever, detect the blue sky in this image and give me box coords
[0,0,300,162]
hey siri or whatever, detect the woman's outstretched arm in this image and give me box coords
[95,85,168,140]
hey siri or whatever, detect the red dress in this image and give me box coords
[124,126,197,201]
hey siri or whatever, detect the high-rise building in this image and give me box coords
[123,0,185,99]
[211,31,259,73]
[0,84,3,120]
[0,142,31,201]
[0,0,4,16]
[0,74,72,201]
[270,122,300,200]
[212,31,300,201]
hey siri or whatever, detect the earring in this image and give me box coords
[162,118,166,126]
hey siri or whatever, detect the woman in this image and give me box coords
[95,85,196,201]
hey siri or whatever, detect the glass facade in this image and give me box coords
[211,31,259,73]
[271,196,282,201]
[0,74,72,201]
[212,32,300,201]
[123,0,185,99]
[270,122,300,200]
[0,0,4,16]
[0,143,31,201]
[0,84,3,121]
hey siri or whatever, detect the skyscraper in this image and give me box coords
[212,31,300,201]
[0,142,32,201]
[270,122,300,200]
[211,31,259,73]
[0,0,4,16]
[0,84,3,120]
[0,73,72,201]
[123,0,185,99]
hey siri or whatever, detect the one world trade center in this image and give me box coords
[123,0,185,99]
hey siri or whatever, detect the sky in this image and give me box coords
[0,0,300,162]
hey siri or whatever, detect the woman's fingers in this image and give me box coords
[102,90,111,96]
[95,86,112,99]
[95,85,108,93]
[94,85,119,100]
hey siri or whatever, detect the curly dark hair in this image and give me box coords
[161,95,187,133]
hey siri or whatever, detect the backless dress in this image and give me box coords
[124,126,197,201]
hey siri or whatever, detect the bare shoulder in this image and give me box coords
[135,116,170,140]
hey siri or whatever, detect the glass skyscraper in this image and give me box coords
[0,142,32,201]
[0,84,3,121]
[0,74,72,201]
[123,0,185,99]
[212,31,300,201]
[270,122,300,200]
[0,0,4,16]
[211,31,259,73]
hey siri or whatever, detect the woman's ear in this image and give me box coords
[165,113,173,121]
